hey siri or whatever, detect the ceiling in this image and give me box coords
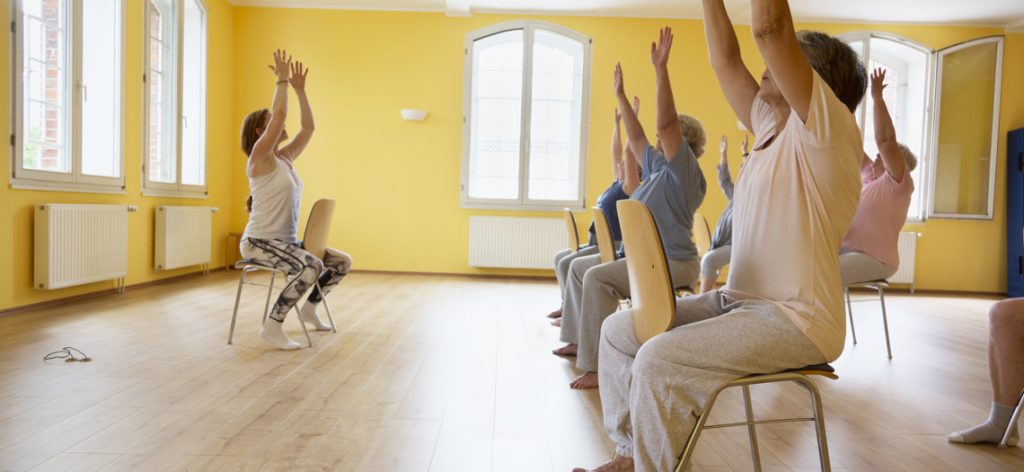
[229,0,1024,30]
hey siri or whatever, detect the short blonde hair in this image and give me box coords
[897,143,918,172]
[678,114,706,158]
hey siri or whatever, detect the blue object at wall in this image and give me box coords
[1008,128,1024,297]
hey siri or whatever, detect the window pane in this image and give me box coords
[21,0,69,174]
[932,40,1001,216]
[81,0,121,178]
[147,0,177,184]
[181,0,206,186]
[861,38,929,220]
[468,30,523,200]
[528,30,584,202]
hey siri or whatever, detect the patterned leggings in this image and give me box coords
[240,238,353,322]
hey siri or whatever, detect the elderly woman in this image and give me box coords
[555,27,706,390]
[840,68,917,286]
[949,298,1023,446]
[549,100,643,325]
[699,134,749,293]
[574,0,867,469]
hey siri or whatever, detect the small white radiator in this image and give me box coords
[34,204,129,290]
[891,231,920,291]
[155,206,213,271]
[469,216,568,269]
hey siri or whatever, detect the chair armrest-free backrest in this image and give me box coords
[693,213,712,259]
[592,207,617,264]
[564,208,581,253]
[303,199,336,260]
[617,200,676,345]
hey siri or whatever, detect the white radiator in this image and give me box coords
[155,206,212,271]
[891,231,920,291]
[34,204,129,290]
[469,216,568,269]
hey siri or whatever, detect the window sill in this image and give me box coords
[142,188,209,199]
[10,179,126,195]
[461,201,587,212]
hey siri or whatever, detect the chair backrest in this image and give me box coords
[302,199,336,259]
[592,207,617,264]
[693,213,712,258]
[564,208,580,254]
[618,200,676,345]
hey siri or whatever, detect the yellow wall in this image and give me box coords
[0,0,237,311]
[231,8,1024,293]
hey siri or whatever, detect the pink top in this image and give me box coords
[840,156,914,268]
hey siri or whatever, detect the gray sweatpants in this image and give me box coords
[699,245,731,278]
[840,250,896,286]
[560,253,699,372]
[554,245,601,296]
[598,290,826,471]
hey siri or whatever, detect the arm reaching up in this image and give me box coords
[614,63,652,160]
[652,27,683,161]
[702,0,760,131]
[249,49,292,176]
[280,60,315,161]
[612,108,624,182]
[622,96,642,195]
[869,68,907,181]
[750,0,815,121]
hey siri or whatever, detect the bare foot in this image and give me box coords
[547,308,563,319]
[553,343,578,357]
[572,454,634,472]
[570,371,598,389]
[551,318,562,327]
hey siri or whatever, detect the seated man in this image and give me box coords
[550,100,643,324]
[840,68,917,286]
[949,298,1023,446]
[574,0,866,469]
[699,134,748,293]
[555,26,706,390]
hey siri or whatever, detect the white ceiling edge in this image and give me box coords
[226,0,1024,31]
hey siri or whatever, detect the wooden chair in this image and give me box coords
[228,199,339,347]
[1003,388,1024,447]
[592,207,617,264]
[844,280,893,359]
[693,213,712,259]
[616,200,836,472]
[563,208,581,254]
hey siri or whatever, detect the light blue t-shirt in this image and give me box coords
[629,144,706,262]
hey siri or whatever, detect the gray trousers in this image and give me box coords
[598,290,826,471]
[840,250,897,286]
[560,254,699,372]
[700,245,731,278]
[554,245,600,296]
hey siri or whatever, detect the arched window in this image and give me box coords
[461,22,591,210]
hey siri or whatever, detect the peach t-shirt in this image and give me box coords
[723,72,863,362]
[840,155,914,268]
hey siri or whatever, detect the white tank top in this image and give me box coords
[242,157,303,243]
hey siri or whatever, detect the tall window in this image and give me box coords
[12,0,124,192]
[143,0,207,197]
[462,22,591,210]
[843,33,1004,221]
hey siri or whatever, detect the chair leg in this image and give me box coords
[795,377,832,471]
[846,287,857,345]
[294,304,313,348]
[877,286,893,360]
[228,270,247,345]
[675,388,725,472]
[316,281,337,334]
[1000,388,1024,447]
[742,385,763,472]
[262,272,277,324]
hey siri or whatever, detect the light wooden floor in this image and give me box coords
[0,271,1022,471]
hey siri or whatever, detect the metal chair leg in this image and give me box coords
[845,287,857,344]
[317,280,338,333]
[294,304,313,348]
[796,377,832,471]
[1001,388,1024,447]
[674,387,725,472]
[742,385,763,472]
[877,285,893,359]
[262,271,277,324]
[228,270,248,345]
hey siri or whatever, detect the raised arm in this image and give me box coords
[652,27,683,161]
[717,136,735,199]
[611,108,624,181]
[249,50,291,173]
[614,63,652,161]
[702,0,760,132]
[869,68,906,181]
[622,96,642,195]
[280,61,315,161]
[750,0,814,122]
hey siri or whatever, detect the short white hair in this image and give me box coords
[897,143,918,172]
[678,114,706,158]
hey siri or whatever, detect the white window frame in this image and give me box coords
[10,0,126,194]
[460,21,592,211]
[142,0,208,199]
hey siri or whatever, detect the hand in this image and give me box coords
[650,27,673,69]
[613,63,625,97]
[632,96,640,114]
[290,61,308,91]
[870,68,887,97]
[268,49,292,82]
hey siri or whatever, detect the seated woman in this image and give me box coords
[949,298,1023,446]
[840,68,916,286]
[699,134,748,293]
[239,50,352,350]
[574,0,867,468]
[549,100,642,325]
[555,28,707,390]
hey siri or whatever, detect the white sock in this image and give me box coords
[300,302,332,331]
[259,320,300,350]
[949,402,1019,445]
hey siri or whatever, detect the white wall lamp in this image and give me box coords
[401,109,428,122]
